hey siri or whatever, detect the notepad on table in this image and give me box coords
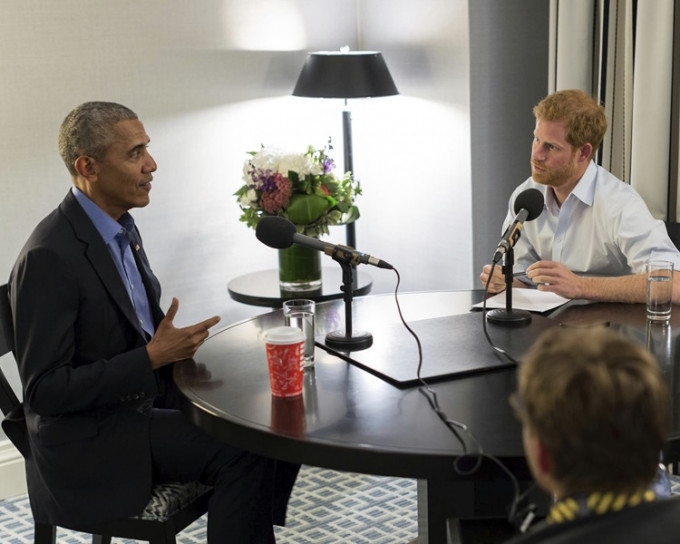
[472,288,570,313]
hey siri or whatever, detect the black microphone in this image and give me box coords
[256,216,394,270]
[492,188,544,263]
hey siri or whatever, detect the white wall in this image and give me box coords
[0,0,471,461]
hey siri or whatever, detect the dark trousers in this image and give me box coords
[273,461,300,526]
[150,408,293,543]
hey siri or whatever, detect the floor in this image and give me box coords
[0,463,526,543]
[0,465,418,544]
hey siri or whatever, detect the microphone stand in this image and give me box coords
[486,247,532,326]
[324,256,373,351]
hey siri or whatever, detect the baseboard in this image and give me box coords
[0,439,26,500]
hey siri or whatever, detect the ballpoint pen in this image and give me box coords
[513,271,549,286]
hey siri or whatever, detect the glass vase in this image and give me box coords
[278,244,322,292]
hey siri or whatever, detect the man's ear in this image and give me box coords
[535,438,554,476]
[578,143,593,162]
[74,156,98,181]
[525,430,554,477]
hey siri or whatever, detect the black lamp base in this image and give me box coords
[486,309,532,326]
[325,330,373,351]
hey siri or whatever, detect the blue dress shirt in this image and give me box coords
[72,187,155,338]
[502,162,680,276]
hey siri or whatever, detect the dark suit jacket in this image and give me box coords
[507,497,680,544]
[9,190,170,526]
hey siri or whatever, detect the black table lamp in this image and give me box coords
[292,48,399,249]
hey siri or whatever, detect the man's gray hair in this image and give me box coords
[58,101,138,176]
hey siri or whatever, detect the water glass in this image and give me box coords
[646,260,674,321]
[283,299,316,368]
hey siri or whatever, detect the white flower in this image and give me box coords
[239,188,258,207]
[246,146,324,180]
[276,153,323,178]
[249,146,284,171]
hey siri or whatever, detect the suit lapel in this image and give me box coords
[59,192,149,340]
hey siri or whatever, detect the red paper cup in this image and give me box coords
[264,326,305,397]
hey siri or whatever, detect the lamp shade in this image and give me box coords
[292,51,398,99]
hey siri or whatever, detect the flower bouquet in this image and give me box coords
[235,143,361,291]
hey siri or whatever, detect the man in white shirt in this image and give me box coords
[480,89,680,303]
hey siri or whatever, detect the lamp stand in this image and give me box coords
[341,102,359,289]
[342,102,356,249]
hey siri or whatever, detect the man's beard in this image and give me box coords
[531,155,578,187]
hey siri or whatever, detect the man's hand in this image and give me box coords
[480,264,528,294]
[146,298,221,369]
[480,264,507,294]
[523,260,657,303]
[526,261,584,299]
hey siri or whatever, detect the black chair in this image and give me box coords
[0,283,213,544]
[664,220,680,250]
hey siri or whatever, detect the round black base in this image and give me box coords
[325,330,373,351]
[486,308,532,326]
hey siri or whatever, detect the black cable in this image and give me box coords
[390,267,530,529]
[481,262,521,365]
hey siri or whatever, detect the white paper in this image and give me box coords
[473,289,571,313]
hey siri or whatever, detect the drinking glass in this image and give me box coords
[282,299,316,368]
[646,260,674,322]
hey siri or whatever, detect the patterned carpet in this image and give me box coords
[0,465,418,543]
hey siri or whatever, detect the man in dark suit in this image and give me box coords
[507,326,680,543]
[9,102,281,542]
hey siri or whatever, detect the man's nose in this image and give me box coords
[144,152,157,173]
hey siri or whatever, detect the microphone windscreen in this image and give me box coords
[255,216,296,249]
[513,188,544,221]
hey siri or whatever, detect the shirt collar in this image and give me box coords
[547,489,656,525]
[71,186,134,244]
[542,161,597,213]
[568,161,598,206]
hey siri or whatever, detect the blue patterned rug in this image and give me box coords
[0,465,417,543]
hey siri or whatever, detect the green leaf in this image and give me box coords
[342,205,360,223]
[323,178,340,194]
[288,170,300,187]
[286,194,330,224]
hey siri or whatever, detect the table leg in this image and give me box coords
[416,476,546,543]
[417,479,475,543]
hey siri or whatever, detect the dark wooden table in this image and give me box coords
[174,290,680,543]
[227,267,373,308]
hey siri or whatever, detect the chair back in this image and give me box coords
[0,284,12,353]
[0,285,213,544]
[664,221,680,251]
[0,283,28,456]
[0,283,19,414]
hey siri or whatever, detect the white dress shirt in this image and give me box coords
[502,161,680,276]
